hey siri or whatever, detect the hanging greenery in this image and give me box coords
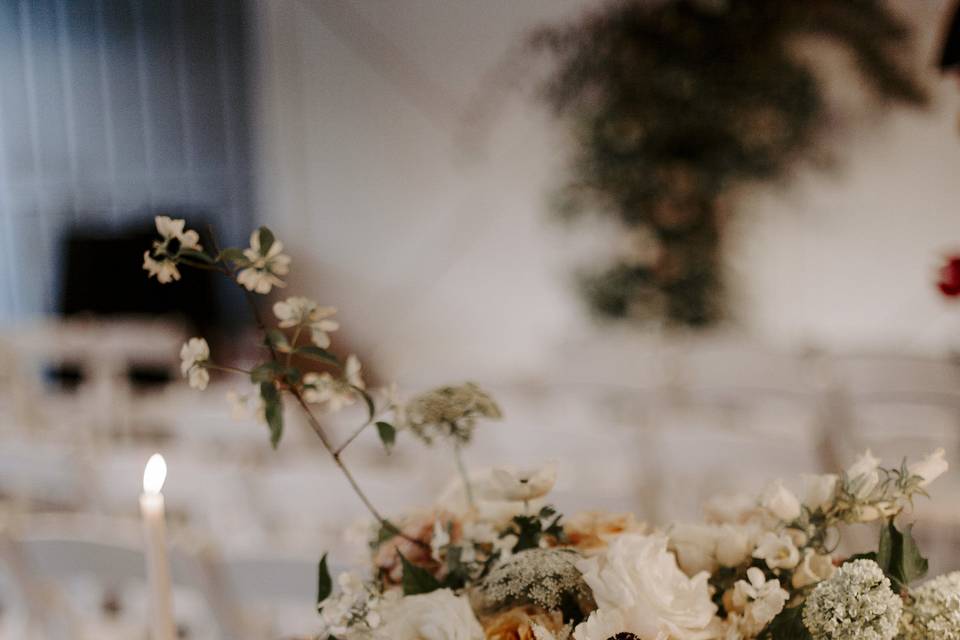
[534,0,926,327]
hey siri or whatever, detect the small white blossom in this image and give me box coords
[272,296,339,348]
[731,567,788,634]
[792,548,836,589]
[179,337,210,390]
[803,559,902,640]
[481,462,558,502]
[302,356,363,412]
[760,479,801,522]
[802,473,838,513]
[142,215,202,283]
[909,448,949,488]
[846,450,882,500]
[752,531,800,570]
[901,571,960,639]
[236,229,291,294]
[226,388,264,422]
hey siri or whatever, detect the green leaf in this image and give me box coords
[399,552,441,596]
[284,366,302,385]
[763,604,811,640]
[316,553,332,612]
[250,361,282,383]
[353,385,375,423]
[178,248,214,263]
[257,226,275,255]
[295,345,340,365]
[218,247,248,263]
[376,421,396,453]
[875,519,929,591]
[265,329,290,351]
[260,382,284,448]
[371,521,400,549]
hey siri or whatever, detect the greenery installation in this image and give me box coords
[535,0,926,327]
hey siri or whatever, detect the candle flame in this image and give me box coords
[143,453,167,494]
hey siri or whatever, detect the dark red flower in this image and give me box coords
[938,256,960,297]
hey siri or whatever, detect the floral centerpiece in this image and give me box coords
[144,217,958,640]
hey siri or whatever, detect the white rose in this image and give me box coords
[791,548,836,589]
[715,524,751,568]
[846,450,881,499]
[377,589,483,640]
[801,474,838,513]
[909,448,949,488]
[574,533,719,640]
[752,531,800,571]
[480,462,558,502]
[760,479,801,522]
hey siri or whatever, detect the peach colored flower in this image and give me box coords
[482,606,567,640]
[374,510,462,585]
[563,511,646,555]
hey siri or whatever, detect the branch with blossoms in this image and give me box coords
[143,216,499,548]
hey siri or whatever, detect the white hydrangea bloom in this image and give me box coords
[802,559,902,640]
[236,229,291,294]
[179,337,210,390]
[901,571,960,639]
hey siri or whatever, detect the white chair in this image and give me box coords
[0,518,224,640]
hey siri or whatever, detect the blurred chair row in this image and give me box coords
[0,514,318,640]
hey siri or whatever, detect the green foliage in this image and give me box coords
[535,0,926,327]
[250,361,283,383]
[296,345,340,365]
[260,382,284,448]
[217,247,248,264]
[353,386,376,423]
[178,248,214,264]
[316,552,332,612]
[371,521,400,550]
[505,505,566,553]
[399,552,441,596]
[376,421,396,453]
[762,604,812,640]
[265,329,290,352]
[875,519,929,591]
[257,226,275,255]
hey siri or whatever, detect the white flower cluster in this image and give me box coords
[802,559,902,640]
[901,571,960,639]
[303,353,364,411]
[404,383,502,444]
[319,572,387,638]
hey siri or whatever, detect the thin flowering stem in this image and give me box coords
[286,325,302,368]
[291,389,427,550]
[334,420,373,456]
[453,439,476,510]
[200,225,421,548]
[203,363,253,376]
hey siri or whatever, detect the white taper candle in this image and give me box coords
[140,453,176,640]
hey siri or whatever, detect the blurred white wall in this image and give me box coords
[251,0,960,383]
